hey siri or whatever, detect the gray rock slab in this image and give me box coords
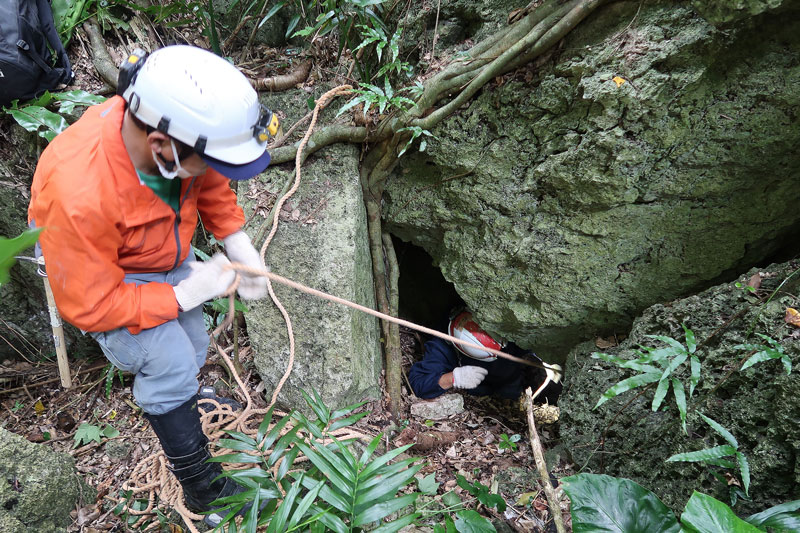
[241,142,381,412]
[410,394,465,420]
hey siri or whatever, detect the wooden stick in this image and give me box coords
[525,387,566,533]
[42,274,72,388]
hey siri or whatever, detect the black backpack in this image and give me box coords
[0,0,73,107]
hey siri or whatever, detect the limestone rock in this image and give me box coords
[410,394,465,420]
[0,426,94,532]
[384,3,800,358]
[241,139,381,412]
[559,260,800,514]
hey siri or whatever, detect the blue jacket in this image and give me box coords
[408,337,560,401]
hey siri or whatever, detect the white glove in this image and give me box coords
[223,230,268,300]
[173,254,236,312]
[452,366,488,389]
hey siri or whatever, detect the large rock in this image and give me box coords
[559,259,800,514]
[384,2,800,358]
[0,427,94,532]
[241,132,381,411]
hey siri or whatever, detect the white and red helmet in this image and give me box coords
[448,310,505,361]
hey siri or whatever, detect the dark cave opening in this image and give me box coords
[392,236,463,331]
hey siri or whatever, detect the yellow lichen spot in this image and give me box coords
[785,307,800,327]
[612,76,627,87]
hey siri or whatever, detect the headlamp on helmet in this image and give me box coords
[448,310,505,361]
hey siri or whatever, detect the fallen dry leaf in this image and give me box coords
[612,75,627,87]
[595,336,618,349]
[748,273,762,290]
[785,308,800,327]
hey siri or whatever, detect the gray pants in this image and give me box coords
[91,255,209,415]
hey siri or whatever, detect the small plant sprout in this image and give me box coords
[498,433,521,452]
[592,324,700,434]
[397,126,434,156]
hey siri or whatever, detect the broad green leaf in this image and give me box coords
[371,512,420,533]
[299,476,349,514]
[255,405,276,443]
[54,90,106,113]
[329,411,369,432]
[268,424,301,466]
[562,473,680,533]
[307,438,356,483]
[354,493,417,526]
[0,228,42,284]
[286,478,325,530]
[418,473,439,495]
[652,377,671,412]
[681,492,762,532]
[358,458,420,493]
[736,452,750,496]
[746,499,800,531]
[683,324,697,354]
[207,452,263,464]
[705,458,738,469]
[74,423,102,447]
[266,473,304,533]
[594,372,661,409]
[646,335,688,353]
[591,352,661,374]
[354,463,423,508]
[330,400,368,421]
[477,491,506,512]
[8,106,68,137]
[359,434,383,466]
[690,355,701,396]
[276,446,300,480]
[295,442,353,497]
[453,509,496,533]
[666,445,737,463]
[699,414,738,448]
[442,490,463,509]
[672,378,688,434]
[359,443,414,479]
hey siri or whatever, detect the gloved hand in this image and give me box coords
[173,254,236,312]
[223,230,267,300]
[452,366,489,389]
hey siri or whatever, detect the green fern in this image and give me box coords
[592,324,700,434]
[667,413,750,497]
[209,388,421,532]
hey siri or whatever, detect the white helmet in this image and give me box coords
[448,310,505,361]
[118,45,278,180]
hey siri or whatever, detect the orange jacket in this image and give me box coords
[28,96,245,334]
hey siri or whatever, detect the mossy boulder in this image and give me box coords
[559,260,800,514]
[0,426,94,532]
[241,90,381,411]
[384,2,800,358]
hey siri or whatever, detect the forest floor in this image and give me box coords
[0,327,571,532]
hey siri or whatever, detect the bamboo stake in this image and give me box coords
[39,259,72,388]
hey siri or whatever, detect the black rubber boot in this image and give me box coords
[197,386,242,424]
[145,397,245,527]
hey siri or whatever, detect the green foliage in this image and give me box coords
[11,400,24,413]
[208,388,420,531]
[3,90,106,142]
[562,473,800,533]
[0,229,42,285]
[397,126,434,156]
[418,474,439,495]
[110,489,164,530]
[103,363,125,399]
[336,78,416,118]
[497,433,520,452]
[734,333,791,376]
[52,0,130,44]
[455,475,505,513]
[73,422,120,447]
[667,413,751,497]
[592,324,700,434]
[734,281,757,294]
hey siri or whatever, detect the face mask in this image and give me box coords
[152,138,193,179]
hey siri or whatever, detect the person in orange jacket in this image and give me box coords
[28,45,277,526]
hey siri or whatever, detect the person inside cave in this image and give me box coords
[408,309,562,403]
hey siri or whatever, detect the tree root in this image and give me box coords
[83,19,118,90]
[251,59,312,91]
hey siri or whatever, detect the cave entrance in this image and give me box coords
[392,236,462,331]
